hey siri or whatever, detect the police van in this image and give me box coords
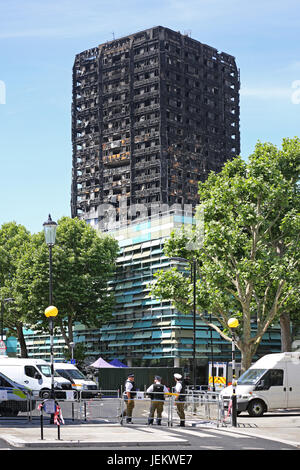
[208,361,243,390]
[220,352,300,416]
[0,370,34,416]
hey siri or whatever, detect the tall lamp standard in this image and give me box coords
[44,306,58,399]
[69,342,75,361]
[209,312,215,392]
[43,215,57,306]
[170,256,197,388]
[43,214,58,406]
[227,317,239,427]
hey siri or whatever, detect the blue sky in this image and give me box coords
[0,0,299,234]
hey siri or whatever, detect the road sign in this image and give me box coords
[0,339,7,355]
[43,399,56,414]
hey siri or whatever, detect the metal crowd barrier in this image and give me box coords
[181,391,222,424]
[120,391,225,427]
[0,390,36,419]
[120,391,172,426]
[0,389,120,422]
[0,389,228,427]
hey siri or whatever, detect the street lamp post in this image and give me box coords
[69,342,75,361]
[209,313,215,392]
[44,306,58,399]
[43,215,57,306]
[43,215,58,412]
[227,317,239,427]
[170,256,197,388]
[192,259,196,389]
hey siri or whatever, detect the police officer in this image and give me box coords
[123,373,136,423]
[146,375,169,425]
[174,373,186,427]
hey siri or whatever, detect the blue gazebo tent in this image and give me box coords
[109,359,128,367]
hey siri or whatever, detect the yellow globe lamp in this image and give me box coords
[228,317,239,329]
[44,306,58,318]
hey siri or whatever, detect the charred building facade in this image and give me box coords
[71,26,240,224]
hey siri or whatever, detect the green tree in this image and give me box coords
[151,138,300,371]
[15,217,119,356]
[64,343,87,368]
[0,222,32,356]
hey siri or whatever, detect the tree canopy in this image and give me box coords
[0,222,31,355]
[151,138,300,371]
[0,217,119,356]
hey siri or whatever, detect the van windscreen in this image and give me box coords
[37,365,61,377]
[57,369,86,380]
[237,369,267,385]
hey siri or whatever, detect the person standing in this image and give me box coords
[123,373,136,423]
[146,375,169,425]
[174,373,186,427]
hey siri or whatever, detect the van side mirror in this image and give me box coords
[255,380,265,390]
[34,372,42,380]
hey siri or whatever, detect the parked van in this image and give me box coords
[0,357,72,399]
[220,352,300,417]
[54,363,98,398]
[208,361,243,390]
[0,370,35,416]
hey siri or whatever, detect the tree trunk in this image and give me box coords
[239,338,261,372]
[240,346,253,372]
[280,312,292,352]
[58,315,74,354]
[16,323,28,357]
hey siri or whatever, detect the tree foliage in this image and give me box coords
[151,138,300,371]
[0,217,119,357]
[0,222,31,356]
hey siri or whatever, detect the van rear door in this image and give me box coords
[286,362,300,408]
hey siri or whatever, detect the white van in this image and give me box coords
[0,370,35,416]
[53,363,98,398]
[0,357,72,399]
[220,352,300,417]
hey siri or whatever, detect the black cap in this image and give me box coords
[128,373,134,378]
[154,375,161,381]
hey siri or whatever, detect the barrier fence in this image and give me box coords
[0,389,231,428]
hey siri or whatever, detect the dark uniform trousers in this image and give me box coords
[175,381,186,426]
[175,402,185,421]
[123,380,136,423]
[148,384,165,425]
[148,400,164,425]
[125,399,135,421]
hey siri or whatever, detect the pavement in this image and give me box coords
[226,409,300,448]
[0,420,190,448]
[0,410,300,449]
